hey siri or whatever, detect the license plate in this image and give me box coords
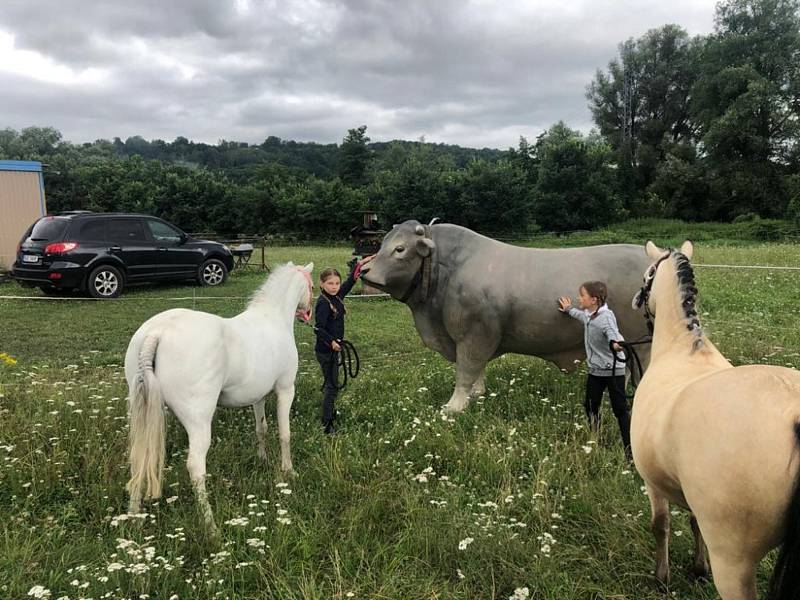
[22,254,41,264]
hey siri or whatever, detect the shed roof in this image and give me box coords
[0,160,43,172]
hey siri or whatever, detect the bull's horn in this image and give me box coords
[428,217,440,226]
[415,225,425,235]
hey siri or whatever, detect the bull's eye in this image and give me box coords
[394,246,405,255]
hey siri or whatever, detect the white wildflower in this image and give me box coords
[458,537,474,550]
[27,586,51,598]
[509,588,530,600]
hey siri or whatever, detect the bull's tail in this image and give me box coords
[126,334,165,513]
[767,422,800,600]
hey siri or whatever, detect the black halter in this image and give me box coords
[399,225,435,304]
[633,249,673,335]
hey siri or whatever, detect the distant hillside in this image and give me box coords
[110,134,505,180]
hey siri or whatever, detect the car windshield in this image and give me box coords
[28,217,68,242]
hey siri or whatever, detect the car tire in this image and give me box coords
[87,265,124,299]
[198,259,228,287]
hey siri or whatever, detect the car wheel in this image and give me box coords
[198,259,228,287]
[87,265,124,299]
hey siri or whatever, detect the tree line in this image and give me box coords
[2,0,799,238]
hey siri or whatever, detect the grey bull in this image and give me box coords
[360,220,653,412]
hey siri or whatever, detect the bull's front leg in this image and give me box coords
[443,341,497,413]
[471,367,486,396]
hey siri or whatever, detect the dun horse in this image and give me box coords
[124,262,314,532]
[631,241,800,600]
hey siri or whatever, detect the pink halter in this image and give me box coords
[295,267,313,322]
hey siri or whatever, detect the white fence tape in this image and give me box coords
[0,293,392,301]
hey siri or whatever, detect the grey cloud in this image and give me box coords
[0,0,717,149]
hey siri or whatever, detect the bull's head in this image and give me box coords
[359,220,436,300]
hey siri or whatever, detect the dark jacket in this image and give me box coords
[314,270,356,354]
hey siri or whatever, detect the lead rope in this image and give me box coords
[327,338,360,391]
[610,337,652,400]
[298,320,361,391]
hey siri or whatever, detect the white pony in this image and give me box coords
[123,262,314,531]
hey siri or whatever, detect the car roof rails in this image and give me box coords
[57,210,95,215]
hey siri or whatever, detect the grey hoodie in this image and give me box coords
[567,304,626,376]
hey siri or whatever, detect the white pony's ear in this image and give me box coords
[304,262,314,273]
[680,240,694,259]
[645,241,662,260]
[287,261,295,267]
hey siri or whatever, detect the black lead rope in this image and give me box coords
[610,338,652,400]
[307,323,361,391]
[328,339,360,391]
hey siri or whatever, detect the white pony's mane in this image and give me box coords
[248,263,305,310]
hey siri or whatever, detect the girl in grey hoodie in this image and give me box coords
[558,281,631,460]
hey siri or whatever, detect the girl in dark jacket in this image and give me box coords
[314,256,372,433]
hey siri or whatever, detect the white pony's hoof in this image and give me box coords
[441,403,465,415]
[282,468,298,479]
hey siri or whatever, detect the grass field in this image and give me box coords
[1,235,799,599]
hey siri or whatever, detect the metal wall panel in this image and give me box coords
[0,171,46,270]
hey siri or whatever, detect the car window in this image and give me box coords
[107,219,147,242]
[146,220,183,243]
[78,219,107,241]
[28,217,68,241]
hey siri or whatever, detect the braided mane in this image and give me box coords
[673,252,704,353]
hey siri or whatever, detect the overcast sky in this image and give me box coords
[1,0,719,150]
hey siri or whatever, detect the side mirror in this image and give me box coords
[179,233,188,244]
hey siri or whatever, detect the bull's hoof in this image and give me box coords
[441,402,466,414]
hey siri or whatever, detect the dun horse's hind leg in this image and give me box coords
[689,515,710,580]
[275,384,295,475]
[647,486,671,585]
[253,399,268,462]
[707,556,756,600]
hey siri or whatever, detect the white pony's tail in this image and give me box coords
[126,334,165,512]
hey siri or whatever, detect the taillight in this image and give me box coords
[44,242,79,254]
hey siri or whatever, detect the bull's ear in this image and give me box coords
[415,224,425,235]
[645,240,662,259]
[416,237,435,257]
[680,240,694,259]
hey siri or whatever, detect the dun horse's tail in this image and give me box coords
[126,333,165,512]
[767,422,800,600]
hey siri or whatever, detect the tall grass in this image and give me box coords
[0,236,798,599]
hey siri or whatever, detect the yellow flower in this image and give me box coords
[0,352,17,366]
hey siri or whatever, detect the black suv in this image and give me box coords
[12,212,234,298]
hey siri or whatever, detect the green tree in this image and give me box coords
[692,0,800,218]
[587,25,702,204]
[338,125,372,186]
[532,123,624,232]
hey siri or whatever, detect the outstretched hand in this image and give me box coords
[353,254,375,280]
[557,296,572,312]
